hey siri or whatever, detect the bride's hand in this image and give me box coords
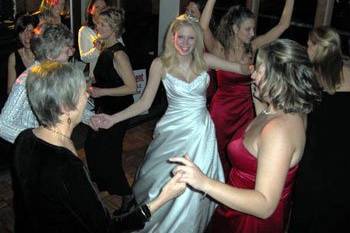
[158,172,186,202]
[169,155,208,191]
[91,114,116,129]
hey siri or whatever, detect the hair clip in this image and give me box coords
[176,13,199,23]
[184,13,199,23]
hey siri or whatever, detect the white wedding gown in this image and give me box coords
[133,71,224,233]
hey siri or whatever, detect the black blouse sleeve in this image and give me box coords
[61,160,112,233]
[61,159,151,233]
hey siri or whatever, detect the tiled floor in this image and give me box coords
[0,120,156,232]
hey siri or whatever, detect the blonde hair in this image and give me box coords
[39,0,65,23]
[309,26,343,93]
[98,7,125,38]
[160,14,207,75]
[256,39,320,114]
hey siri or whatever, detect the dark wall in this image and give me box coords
[0,23,16,109]
[0,0,14,21]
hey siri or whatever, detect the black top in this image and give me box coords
[14,50,26,76]
[12,129,150,233]
[93,42,134,114]
[290,91,350,233]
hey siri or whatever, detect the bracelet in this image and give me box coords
[140,204,151,220]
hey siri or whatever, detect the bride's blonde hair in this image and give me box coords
[160,14,207,75]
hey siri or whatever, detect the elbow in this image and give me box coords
[144,103,152,111]
[279,22,290,32]
[130,85,137,94]
[127,84,137,95]
[251,193,278,219]
[255,201,278,219]
[141,99,152,111]
[284,22,291,30]
[80,55,89,63]
[257,208,275,219]
[202,26,210,34]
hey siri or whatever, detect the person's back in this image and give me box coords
[12,129,110,233]
[289,27,350,233]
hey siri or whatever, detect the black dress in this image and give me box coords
[289,91,350,233]
[85,42,134,195]
[12,129,150,233]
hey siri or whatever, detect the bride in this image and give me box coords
[93,14,249,233]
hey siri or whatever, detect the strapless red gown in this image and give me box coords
[209,70,255,176]
[211,136,298,233]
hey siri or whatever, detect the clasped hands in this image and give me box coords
[154,154,209,202]
[89,113,115,130]
[168,154,209,193]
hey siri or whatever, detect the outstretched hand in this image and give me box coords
[159,172,186,202]
[91,114,115,129]
[88,86,104,98]
[169,154,208,192]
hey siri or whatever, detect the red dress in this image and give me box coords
[209,70,255,176]
[211,136,298,233]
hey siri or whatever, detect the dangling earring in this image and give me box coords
[67,113,72,126]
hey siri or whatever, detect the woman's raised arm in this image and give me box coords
[252,0,294,51]
[200,0,221,54]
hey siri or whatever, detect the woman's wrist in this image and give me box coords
[111,113,120,125]
[147,195,166,215]
[201,177,212,195]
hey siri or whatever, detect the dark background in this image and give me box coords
[0,0,349,130]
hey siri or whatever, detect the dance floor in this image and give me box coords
[0,119,156,232]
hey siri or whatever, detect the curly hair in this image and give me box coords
[160,14,207,76]
[98,7,125,38]
[308,26,343,93]
[30,23,73,61]
[216,5,254,54]
[255,39,321,114]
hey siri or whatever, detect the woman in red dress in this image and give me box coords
[171,39,320,233]
[201,0,294,176]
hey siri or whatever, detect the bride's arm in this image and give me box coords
[93,58,163,129]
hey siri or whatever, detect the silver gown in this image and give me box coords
[133,72,225,233]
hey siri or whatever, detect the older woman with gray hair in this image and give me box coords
[11,61,185,233]
[0,23,93,144]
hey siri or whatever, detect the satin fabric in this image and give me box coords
[133,72,224,233]
[210,70,255,177]
[212,136,298,233]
